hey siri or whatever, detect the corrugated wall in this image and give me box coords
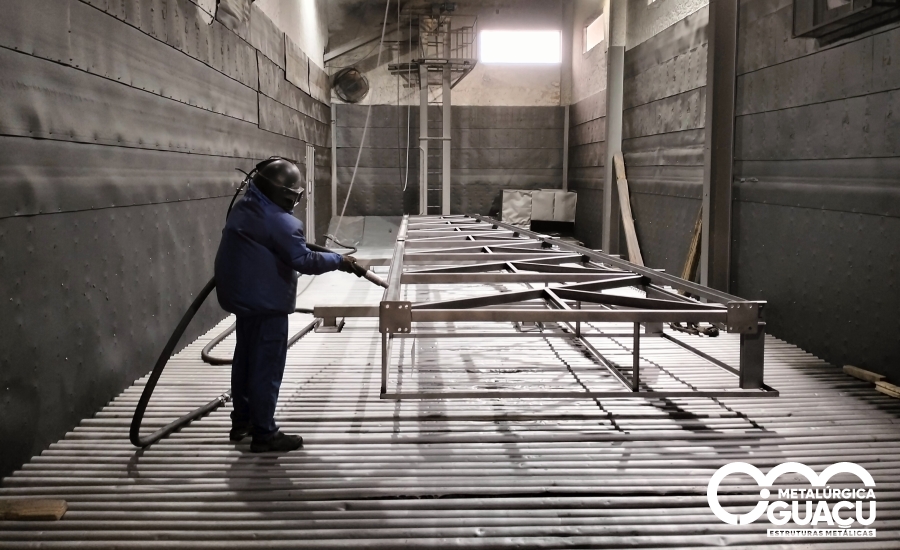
[732,0,900,379]
[621,6,708,276]
[334,105,565,216]
[0,0,331,477]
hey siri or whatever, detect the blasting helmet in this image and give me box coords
[251,157,304,211]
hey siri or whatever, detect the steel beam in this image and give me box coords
[378,215,775,401]
[602,0,628,254]
[701,0,739,292]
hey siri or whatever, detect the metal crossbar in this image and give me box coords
[333,215,777,400]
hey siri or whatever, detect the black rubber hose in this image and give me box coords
[201,308,315,365]
[130,276,217,448]
[130,287,321,448]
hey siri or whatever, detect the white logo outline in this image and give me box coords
[707,461,876,526]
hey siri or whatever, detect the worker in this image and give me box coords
[214,157,358,452]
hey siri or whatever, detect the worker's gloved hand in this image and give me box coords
[338,255,358,274]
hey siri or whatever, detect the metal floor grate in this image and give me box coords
[1,271,898,548]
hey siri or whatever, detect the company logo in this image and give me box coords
[707,462,876,538]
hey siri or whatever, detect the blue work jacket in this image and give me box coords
[215,183,342,316]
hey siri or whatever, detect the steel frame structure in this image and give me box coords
[316,214,778,401]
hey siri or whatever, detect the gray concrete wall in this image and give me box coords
[0,0,330,478]
[732,0,900,379]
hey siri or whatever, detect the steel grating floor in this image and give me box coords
[2,265,900,548]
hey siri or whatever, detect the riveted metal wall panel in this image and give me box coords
[309,61,331,105]
[69,0,258,123]
[258,94,314,143]
[629,193,702,274]
[734,158,900,217]
[623,42,707,110]
[569,117,607,147]
[215,0,252,41]
[624,5,709,79]
[622,128,705,167]
[732,201,900,379]
[0,0,71,63]
[80,0,258,88]
[733,0,900,378]
[622,87,707,139]
[569,90,607,125]
[735,89,900,161]
[248,3,284,68]
[572,187,604,247]
[566,88,608,246]
[0,0,259,123]
[569,166,605,190]
[313,145,332,244]
[336,147,421,169]
[257,51,330,124]
[0,48,301,159]
[0,137,250,219]
[569,142,608,168]
[0,0,332,479]
[0,197,230,477]
[285,35,311,96]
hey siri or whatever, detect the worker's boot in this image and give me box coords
[250,431,303,453]
[229,421,252,442]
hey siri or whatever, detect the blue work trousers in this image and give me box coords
[230,313,289,438]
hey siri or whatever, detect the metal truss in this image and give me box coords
[317,214,778,400]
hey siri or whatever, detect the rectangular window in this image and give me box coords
[480,30,561,64]
[584,14,605,53]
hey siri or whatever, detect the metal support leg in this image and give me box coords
[739,323,765,389]
[381,333,389,396]
[632,322,640,391]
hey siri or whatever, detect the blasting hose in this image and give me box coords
[129,248,386,448]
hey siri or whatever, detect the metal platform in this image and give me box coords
[1,218,899,548]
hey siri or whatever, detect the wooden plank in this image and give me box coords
[0,499,67,521]
[613,152,644,266]
[680,207,703,282]
[875,380,900,398]
[843,365,886,384]
[0,48,300,159]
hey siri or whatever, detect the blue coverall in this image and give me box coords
[214,183,342,438]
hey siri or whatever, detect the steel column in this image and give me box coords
[442,65,451,215]
[562,104,569,192]
[602,0,627,254]
[701,0,739,292]
[330,117,337,218]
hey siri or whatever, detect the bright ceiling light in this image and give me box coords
[480,30,561,64]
